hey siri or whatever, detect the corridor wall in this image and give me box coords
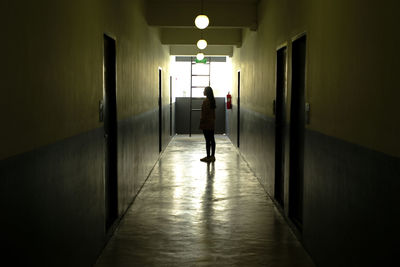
[227,0,400,266]
[0,0,172,265]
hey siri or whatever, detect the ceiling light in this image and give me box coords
[196,52,205,60]
[197,39,207,50]
[195,15,209,29]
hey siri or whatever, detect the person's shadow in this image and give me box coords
[206,162,215,181]
[205,162,215,203]
[201,163,215,251]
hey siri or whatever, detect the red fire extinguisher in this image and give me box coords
[226,92,232,109]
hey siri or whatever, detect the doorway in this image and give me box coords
[159,68,162,153]
[237,71,241,148]
[189,57,211,136]
[288,34,307,230]
[170,76,173,137]
[103,34,118,231]
[274,46,287,207]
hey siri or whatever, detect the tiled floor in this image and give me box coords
[95,135,315,267]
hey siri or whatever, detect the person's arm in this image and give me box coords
[199,100,208,129]
[200,101,206,122]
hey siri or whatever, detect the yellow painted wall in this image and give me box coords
[114,0,170,118]
[232,0,400,157]
[0,0,170,160]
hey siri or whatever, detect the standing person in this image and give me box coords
[199,86,216,162]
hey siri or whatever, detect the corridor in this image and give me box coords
[95,135,315,266]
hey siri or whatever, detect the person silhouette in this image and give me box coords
[199,86,216,162]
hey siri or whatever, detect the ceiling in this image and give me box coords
[145,0,260,56]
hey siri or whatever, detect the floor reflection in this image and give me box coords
[95,135,315,267]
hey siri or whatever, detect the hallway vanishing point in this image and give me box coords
[95,135,315,266]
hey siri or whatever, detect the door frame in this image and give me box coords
[159,67,162,153]
[274,43,288,207]
[169,75,173,137]
[288,32,307,231]
[103,33,119,232]
[237,70,241,148]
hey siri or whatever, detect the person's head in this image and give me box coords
[203,86,213,98]
[203,86,216,109]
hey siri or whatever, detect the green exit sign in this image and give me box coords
[195,58,207,63]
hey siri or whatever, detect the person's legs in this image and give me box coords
[210,130,215,157]
[202,130,211,161]
[210,131,216,162]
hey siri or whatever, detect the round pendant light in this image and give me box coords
[195,15,209,29]
[196,52,205,60]
[197,39,207,50]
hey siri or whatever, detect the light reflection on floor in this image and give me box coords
[96,135,315,267]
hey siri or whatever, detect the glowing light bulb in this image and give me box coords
[195,15,209,29]
[196,52,205,60]
[197,39,207,50]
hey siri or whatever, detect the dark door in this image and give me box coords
[274,46,287,207]
[289,35,307,230]
[170,76,172,136]
[237,71,241,148]
[103,34,118,231]
[159,69,162,153]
